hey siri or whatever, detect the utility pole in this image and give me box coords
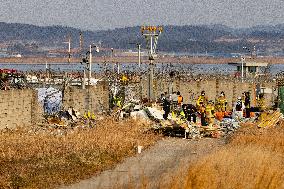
[111,48,114,73]
[63,34,71,63]
[141,26,163,101]
[68,36,71,63]
[89,44,92,86]
[138,44,141,68]
[80,44,99,111]
[241,46,251,82]
[241,56,245,83]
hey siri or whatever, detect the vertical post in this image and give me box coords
[150,36,153,55]
[111,48,114,72]
[45,61,48,81]
[241,56,244,83]
[138,44,141,68]
[117,63,120,74]
[89,44,92,86]
[68,37,71,63]
[82,69,86,89]
[149,59,154,101]
[252,83,256,107]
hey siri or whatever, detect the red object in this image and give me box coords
[0,69,17,74]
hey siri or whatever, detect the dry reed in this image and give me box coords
[0,118,160,189]
[170,123,284,189]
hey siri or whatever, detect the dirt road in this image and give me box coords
[59,137,224,189]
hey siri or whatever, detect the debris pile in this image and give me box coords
[219,118,240,136]
[34,107,101,136]
[125,104,250,139]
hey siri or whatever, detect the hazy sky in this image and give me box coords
[0,0,283,30]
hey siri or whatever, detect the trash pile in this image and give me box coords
[219,118,241,136]
[122,103,248,139]
[34,107,102,136]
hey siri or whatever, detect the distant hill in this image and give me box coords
[0,22,283,56]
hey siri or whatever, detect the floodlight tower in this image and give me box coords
[63,35,71,63]
[141,26,163,101]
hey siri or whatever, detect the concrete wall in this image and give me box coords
[63,81,109,115]
[0,89,43,129]
[140,77,276,109]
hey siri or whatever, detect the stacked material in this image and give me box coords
[258,110,282,128]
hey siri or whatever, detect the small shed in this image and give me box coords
[229,61,268,76]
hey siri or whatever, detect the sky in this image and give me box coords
[0,0,283,31]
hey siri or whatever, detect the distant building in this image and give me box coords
[229,60,269,77]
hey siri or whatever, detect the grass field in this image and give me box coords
[1,118,283,189]
[0,118,160,189]
[169,123,284,189]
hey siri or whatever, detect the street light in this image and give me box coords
[241,55,245,83]
[241,46,251,82]
[80,44,99,86]
[80,44,99,112]
[137,43,141,68]
[89,44,100,81]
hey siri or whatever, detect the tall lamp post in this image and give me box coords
[80,44,99,111]
[241,46,251,82]
[241,55,245,83]
[141,26,163,101]
[63,35,71,63]
[88,44,100,85]
[137,43,141,68]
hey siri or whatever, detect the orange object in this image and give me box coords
[215,111,224,121]
[178,95,183,104]
[250,112,255,117]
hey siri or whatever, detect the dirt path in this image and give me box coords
[59,137,225,189]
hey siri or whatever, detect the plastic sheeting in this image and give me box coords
[36,87,62,114]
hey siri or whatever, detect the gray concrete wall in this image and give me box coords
[63,81,109,115]
[0,89,43,129]
[141,77,276,109]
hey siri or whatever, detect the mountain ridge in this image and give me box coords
[0,22,283,55]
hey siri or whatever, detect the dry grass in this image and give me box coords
[0,118,160,189]
[169,123,284,189]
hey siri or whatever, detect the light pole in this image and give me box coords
[137,43,141,68]
[89,45,92,84]
[241,55,245,83]
[241,46,251,82]
[141,26,163,101]
[63,35,71,63]
[88,44,99,85]
[80,44,99,112]
[129,42,142,68]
